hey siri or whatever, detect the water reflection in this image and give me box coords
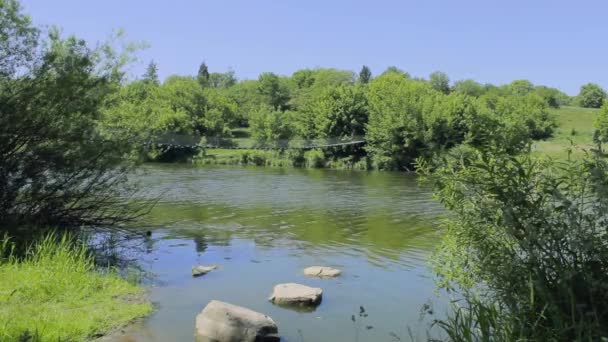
[116,164,447,342]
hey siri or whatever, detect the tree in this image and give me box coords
[358,65,372,84]
[508,79,534,96]
[197,61,210,88]
[381,66,410,78]
[257,72,290,110]
[365,73,438,169]
[429,71,450,94]
[0,1,142,228]
[249,105,294,146]
[208,70,236,88]
[578,83,606,108]
[452,79,484,97]
[142,60,159,85]
[593,102,608,150]
[534,85,567,108]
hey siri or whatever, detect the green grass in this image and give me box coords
[196,148,296,167]
[534,106,599,159]
[0,234,152,341]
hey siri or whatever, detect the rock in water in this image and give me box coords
[192,265,217,277]
[269,283,323,306]
[195,300,279,342]
[303,266,342,278]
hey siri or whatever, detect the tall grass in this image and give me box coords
[0,233,152,341]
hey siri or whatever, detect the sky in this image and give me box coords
[20,0,608,95]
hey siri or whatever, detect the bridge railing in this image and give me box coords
[149,133,367,150]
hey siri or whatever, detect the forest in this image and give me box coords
[106,60,608,170]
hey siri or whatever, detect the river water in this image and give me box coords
[113,164,447,341]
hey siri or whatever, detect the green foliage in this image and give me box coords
[249,105,294,145]
[257,72,290,110]
[304,149,326,168]
[578,83,606,108]
[0,2,143,227]
[197,61,210,88]
[484,93,557,140]
[297,84,368,139]
[142,60,159,85]
[223,79,263,124]
[508,79,534,96]
[452,79,484,97]
[358,65,372,84]
[381,66,409,77]
[208,69,237,88]
[422,147,608,340]
[429,71,450,94]
[534,85,570,108]
[366,73,436,169]
[593,103,608,148]
[0,233,152,341]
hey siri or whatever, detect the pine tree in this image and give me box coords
[358,65,372,84]
[197,62,210,88]
[142,61,159,85]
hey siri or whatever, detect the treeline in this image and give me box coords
[106,62,606,169]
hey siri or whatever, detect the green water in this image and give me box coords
[114,164,446,341]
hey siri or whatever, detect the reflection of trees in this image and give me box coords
[193,235,208,253]
[142,170,443,266]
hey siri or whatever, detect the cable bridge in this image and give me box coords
[148,133,367,151]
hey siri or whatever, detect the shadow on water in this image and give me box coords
[110,164,447,342]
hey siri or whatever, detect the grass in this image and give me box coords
[0,234,152,341]
[534,106,599,159]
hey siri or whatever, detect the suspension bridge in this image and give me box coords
[148,133,367,150]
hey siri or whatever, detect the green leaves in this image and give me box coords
[578,83,606,108]
[425,147,608,340]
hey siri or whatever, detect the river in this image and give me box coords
[112,164,447,341]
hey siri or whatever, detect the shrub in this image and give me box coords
[422,147,608,340]
[304,149,326,168]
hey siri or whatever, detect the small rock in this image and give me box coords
[192,265,217,277]
[195,300,279,342]
[269,283,322,306]
[303,266,342,278]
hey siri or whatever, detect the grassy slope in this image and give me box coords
[0,235,152,341]
[534,106,598,159]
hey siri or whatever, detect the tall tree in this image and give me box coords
[429,71,450,94]
[142,60,159,85]
[358,65,372,84]
[197,61,210,88]
[257,72,290,110]
[0,2,142,228]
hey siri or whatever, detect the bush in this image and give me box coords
[304,149,326,168]
[422,147,608,340]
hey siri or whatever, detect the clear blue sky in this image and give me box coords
[21,0,608,94]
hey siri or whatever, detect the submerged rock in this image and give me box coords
[303,266,342,278]
[195,300,279,342]
[192,265,217,277]
[269,283,323,306]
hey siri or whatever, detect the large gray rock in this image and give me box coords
[269,283,323,306]
[303,266,342,278]
[195,300,279,342]
[192,265,217,277]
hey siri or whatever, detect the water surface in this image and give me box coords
[116,164,446,341]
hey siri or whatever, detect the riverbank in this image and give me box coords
[194,148,372,170]
[0,234,152,341]
[193,107,598,169]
